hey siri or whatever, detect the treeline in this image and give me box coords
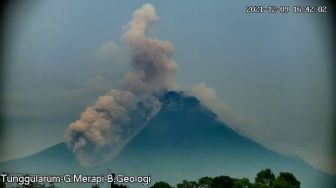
[150,169,300,188]
[0,169,300,188]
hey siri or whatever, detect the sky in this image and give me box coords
[1,0,335,174]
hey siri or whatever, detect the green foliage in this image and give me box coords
[92,184,99,188]
[150,181,173,188]
[233,178,251,188]
[211,176,234,188]
[177,180,198,188]
[198,177,213,188]
[147,169,301,188]
[272,172,300,188]
[255,169,275,186]
[253,184,269,188]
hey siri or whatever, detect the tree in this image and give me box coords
[198,177,213,188]
[151,169,300,188]
[150,181,173,188]
[211,176,234,188]
[177,180,198,188]
[255,169,275,186]
[253,184,268,188]
[233,178,251,188]
[272,172,300,188]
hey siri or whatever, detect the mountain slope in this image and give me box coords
[100,91,335,188]
[0,143,80,174]
[0,91,335,188]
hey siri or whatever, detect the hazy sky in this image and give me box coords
[2,0,335,174]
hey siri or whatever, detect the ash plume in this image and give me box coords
[65,4,177,166]
[123,4,177,94]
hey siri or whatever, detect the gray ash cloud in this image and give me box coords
[65,4,177,166]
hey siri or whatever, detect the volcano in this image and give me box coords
[0,91,335,188]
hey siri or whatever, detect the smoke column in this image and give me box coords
[65,4,177,166]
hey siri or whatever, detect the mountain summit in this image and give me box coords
[109,91,335,188]
[0,91,335,188]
